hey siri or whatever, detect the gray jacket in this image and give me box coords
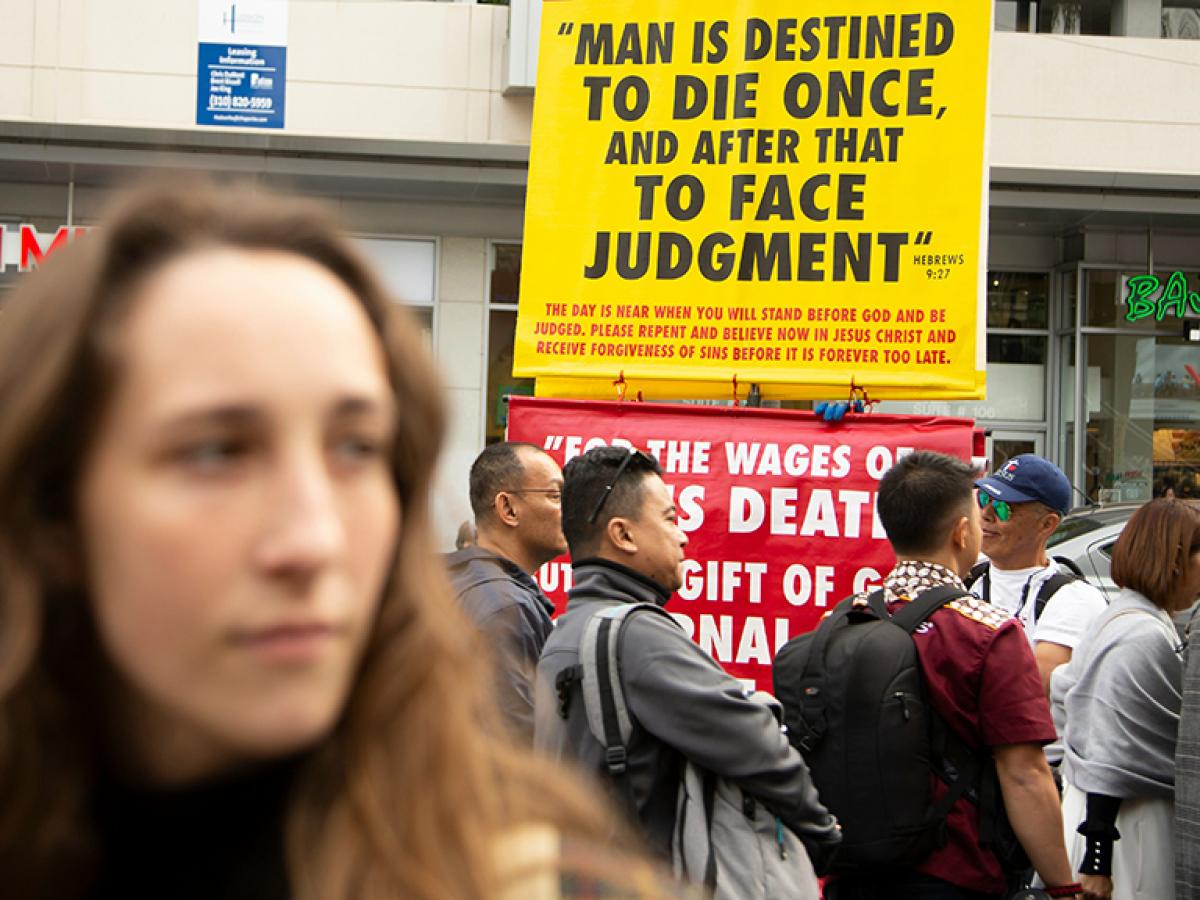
[446,546,555,741]
[534,559,839,863]
[1051,588,1183,800]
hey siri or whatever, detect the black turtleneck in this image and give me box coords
[87,757,300,900]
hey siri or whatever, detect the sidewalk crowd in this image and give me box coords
[463,441,1197,900]
[1,180,1194,900]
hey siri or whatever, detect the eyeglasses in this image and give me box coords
[506,488,562,503]
[976,491,1013,522]
[587,448,651,525]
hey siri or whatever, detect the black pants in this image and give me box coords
[825,871,1002,900]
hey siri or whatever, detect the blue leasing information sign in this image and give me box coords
[196,1,289,130]
[196,43,286,128]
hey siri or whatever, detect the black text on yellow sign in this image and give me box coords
[516,2,990,400]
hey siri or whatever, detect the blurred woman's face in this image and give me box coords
[78,247,399,784]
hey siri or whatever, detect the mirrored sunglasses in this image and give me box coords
[976,491,1012,522]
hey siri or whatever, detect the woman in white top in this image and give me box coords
[1051,498,1197,900]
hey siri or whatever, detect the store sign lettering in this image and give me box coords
[1125,271,1200,322]
[0,225,88,273]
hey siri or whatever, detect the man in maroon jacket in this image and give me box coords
[828,451,1082,900]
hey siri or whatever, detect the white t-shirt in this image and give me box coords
[970,562,1107,650]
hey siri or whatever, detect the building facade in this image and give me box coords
[3,0,1200,541]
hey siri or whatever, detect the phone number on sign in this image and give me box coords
[208,96,274,110]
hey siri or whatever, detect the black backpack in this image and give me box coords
[773,585,991,870]
[965,556,1086,622]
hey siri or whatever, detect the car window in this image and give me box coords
[1047,517,1110,548]
[1097,541,1116,560]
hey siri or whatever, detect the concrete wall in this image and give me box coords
[1,0,533,145]
[990,31,1200,181]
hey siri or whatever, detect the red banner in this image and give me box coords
[508,396,975,688]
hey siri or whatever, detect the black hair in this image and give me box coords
[561,445,662,558]
[468,441,543,521]
[876,450,975,556]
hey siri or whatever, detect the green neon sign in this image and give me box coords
[1124,271,1200,322]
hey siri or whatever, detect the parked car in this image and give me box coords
[1047,502,1198,636]
[1045,503,1140,602]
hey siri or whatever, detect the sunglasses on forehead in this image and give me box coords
[976,491,1013,522]
[587,448,654,524]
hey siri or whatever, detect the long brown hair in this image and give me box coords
[1111,497,1200,612]
[0,182,615,898]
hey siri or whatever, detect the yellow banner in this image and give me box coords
[515,0,990,399]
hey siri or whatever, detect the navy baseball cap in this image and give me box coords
[975,454,1072,516]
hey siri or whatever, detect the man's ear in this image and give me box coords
[492,491,519,528]
[1037,511,1061,541]
[605,516,638,557]
[950,514,969,550]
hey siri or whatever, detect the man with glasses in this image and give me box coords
[534,445,840,870]
[446,441,568,740]
[971,455,1107,694]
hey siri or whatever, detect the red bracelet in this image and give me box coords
[1046,884,1083,898]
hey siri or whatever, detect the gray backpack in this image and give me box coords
[578,603,820,900]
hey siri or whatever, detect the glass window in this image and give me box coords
[1081,333,1200,502]
[987,334,1047,365]
[1038,1,1112,35]
[356,237,436,307]
[995,1,1039,32]
[486,309,533,443]
[1163,7,1200,39]
[491,243,522,305]
[988,271,1049,329]
[1082,268,1198,331]
[992,435,1039,467]
[486,243,532,444]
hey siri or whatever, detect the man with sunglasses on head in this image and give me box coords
[534,445,839,872]
[970,455,1107,695]
[446,442,569,741]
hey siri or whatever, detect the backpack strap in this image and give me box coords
[1029,555,1086,622]
[1050,554,1086,579]
[1033,571,1076,622]
[578,603,677,778]
[964,560,991,602]
[888,584,972,633]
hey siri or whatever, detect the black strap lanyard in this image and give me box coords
[980,571,1039,621]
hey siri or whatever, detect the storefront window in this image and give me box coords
[988,271,1048,329]
[1080,268,1195,332]
[881,271,1050,425]
[987,334,1047,365]
[1081,333,1200,502]
[486,242,533,444]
